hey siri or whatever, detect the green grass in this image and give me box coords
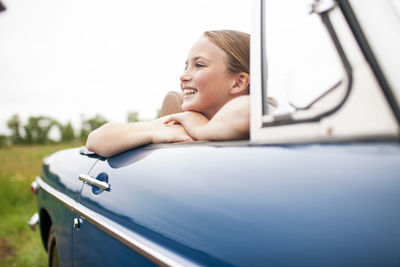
[0,144,81,267]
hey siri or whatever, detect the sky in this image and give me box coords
[0,0,252,135]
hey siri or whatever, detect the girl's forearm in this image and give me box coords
[86,121,153,157]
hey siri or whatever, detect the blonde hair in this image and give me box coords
[203,30,250,74]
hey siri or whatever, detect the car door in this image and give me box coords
[72,142,278,267]
[72,144,243,267]
[72,149,159,267]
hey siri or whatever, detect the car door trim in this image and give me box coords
[36,176,197,267]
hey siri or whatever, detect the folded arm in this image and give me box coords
[86,117,192,157]
[86,94,249,157]
[166,95,250,141]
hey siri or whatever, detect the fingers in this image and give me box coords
[165,120,177,125]
[163,115,174,124]
[164,113,184,125]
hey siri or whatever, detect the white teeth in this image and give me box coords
[183,89,197,96]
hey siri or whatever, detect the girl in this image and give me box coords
[86,30,250,157]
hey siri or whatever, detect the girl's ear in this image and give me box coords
[230,72,250,95]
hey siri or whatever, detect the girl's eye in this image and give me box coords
[184,62,205,71]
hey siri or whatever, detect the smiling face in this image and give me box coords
[180,37,237,119]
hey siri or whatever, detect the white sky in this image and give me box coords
[0,0,252,135]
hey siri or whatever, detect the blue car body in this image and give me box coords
[31,0,400,266]
[37,143,400,266]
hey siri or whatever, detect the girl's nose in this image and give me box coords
[180,69,192,82]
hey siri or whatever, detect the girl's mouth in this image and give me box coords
[183,88,198,98]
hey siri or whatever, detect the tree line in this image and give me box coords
[0,111,143,148]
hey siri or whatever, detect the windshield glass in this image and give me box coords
[263,0,343,116]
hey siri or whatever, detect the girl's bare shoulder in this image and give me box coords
[160,91,183,116]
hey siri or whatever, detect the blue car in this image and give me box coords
[29,0,400,266]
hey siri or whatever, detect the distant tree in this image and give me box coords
[80,114,107,142]
[127,111,139,122]
[7,114,22,144]
[0,134,10,148]
[60,121,75,143]
[24,116,57,144]
[156,109,161,118]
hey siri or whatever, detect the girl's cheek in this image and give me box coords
[194,70,212,86]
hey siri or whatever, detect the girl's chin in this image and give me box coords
[181,98,196,110]
[181,101,201,113]
[181,102,192,111]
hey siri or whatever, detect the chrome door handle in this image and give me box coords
[79,174,110,190]
[73,217,80,229]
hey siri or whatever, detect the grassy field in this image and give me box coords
[0,144,80,267]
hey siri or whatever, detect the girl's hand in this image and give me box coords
[151,117,193,144]
[164,111,209,140]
